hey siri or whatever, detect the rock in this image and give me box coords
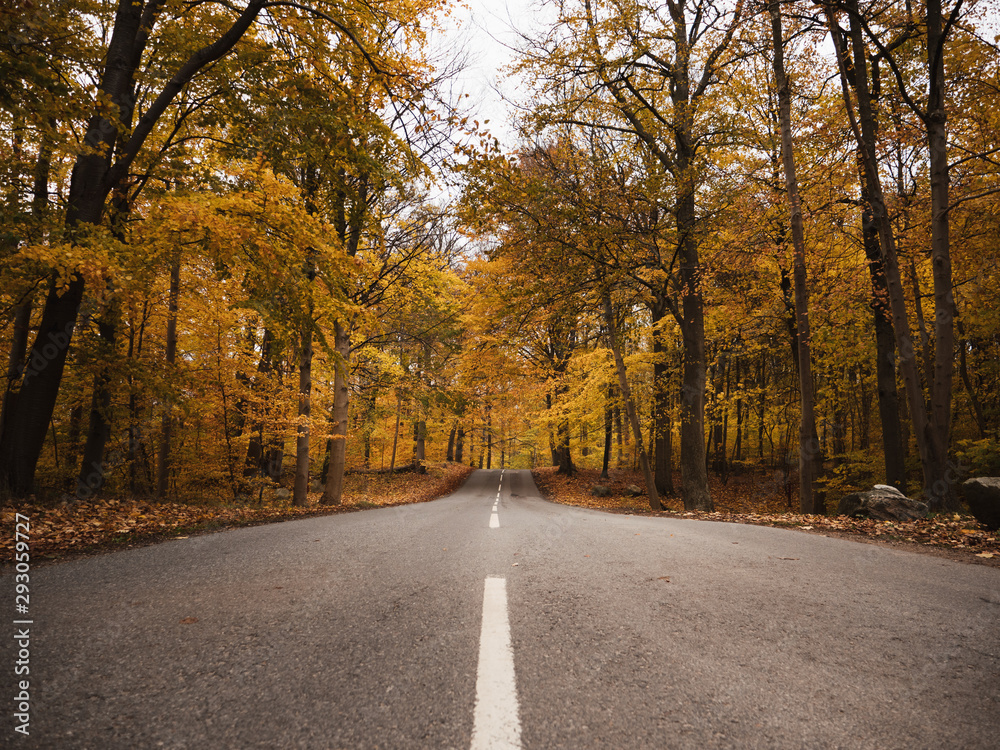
[963,478,1000,531]
[591,485,610,497]
[873,484,904,495]
[274,488,291,501]
[837,486,928,522]
[624,484,644,497]
[309,480,323,493]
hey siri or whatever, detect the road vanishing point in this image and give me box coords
[4,469,999,748]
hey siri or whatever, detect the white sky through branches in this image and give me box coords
[434,0,550,147]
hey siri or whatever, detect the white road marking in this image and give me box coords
[490,513,500,528]
[471,577,521,750]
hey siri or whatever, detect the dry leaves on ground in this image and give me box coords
[531,466,999,565]
[1,463,474,560]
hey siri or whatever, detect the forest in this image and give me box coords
[1,0,998,517]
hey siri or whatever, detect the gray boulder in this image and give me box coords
[624,484,644,497]
[591,485,611,497]
[962,478,1000,531]
[837,485,929,522]
[309,480,323,493]
[274,487,292,501]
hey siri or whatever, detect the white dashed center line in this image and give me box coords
[490,470,502,528]
[471,577,521,750]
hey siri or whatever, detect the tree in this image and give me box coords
[768,0,824,513]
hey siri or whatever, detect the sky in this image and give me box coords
[431,0,548,147]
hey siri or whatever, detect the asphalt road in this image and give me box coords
[4,469,999,749]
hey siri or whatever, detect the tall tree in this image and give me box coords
[768,0,824,513]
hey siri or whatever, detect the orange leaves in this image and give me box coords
[339,463,474,508]
[532,466,1000,563]
[0,464,472,560]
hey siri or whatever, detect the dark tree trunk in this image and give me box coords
[0,298,33,444]
[771,0,823,513]
[0,0,267,498]
[832,3,953,508]
[650,305,675,494]
[389,394,401,472]
[924,0,956,508]
[292,325,312,507]
[0,274,86,496]
[861,174,906,490]
[614,404,624,467]
[554,411,572,475]
[601,385,613,480]
[603,293,660,509]
[77,307,118,499]
[156,250,181,498]
[66,403,83,475]
[244,328,276,478]
[486,410,492,470]
[446,424,457,461]
[455,426,465,464]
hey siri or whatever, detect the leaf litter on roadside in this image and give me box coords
[531,467,999,564]
[1,464,474,559]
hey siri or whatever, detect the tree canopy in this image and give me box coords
[1,0,998,515]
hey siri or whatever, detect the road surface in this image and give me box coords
[4,469,999,748]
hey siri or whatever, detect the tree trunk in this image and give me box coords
[0,298,33,445]
[771,0,823,514]
[243,329,274,478]
[0,137,51,445]
[651,305,675,494]
[292,325,312,507]
[614,404,624,467]
[601,384,613,480]
[77,305,118,499]
[156,250,181,498]
[455,426,465,464]
[485,410,492,470]
[861,167,906,490]
[389,393,401,472]
[322,321,351,505]
[0,0,267,498]
[415,419,427,468]
[66,403,83,475]
[126,302,148,496]
[603,293,661,510]
[673,57,712,512]
[925,0,956,508]
[833,3,951,508]
[554,413,571,475]
[0,274,86,496]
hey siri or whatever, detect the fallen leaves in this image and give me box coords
[1,463,474,560]
[532,467,1000,565]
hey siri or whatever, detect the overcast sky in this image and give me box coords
[432,0,550,147]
